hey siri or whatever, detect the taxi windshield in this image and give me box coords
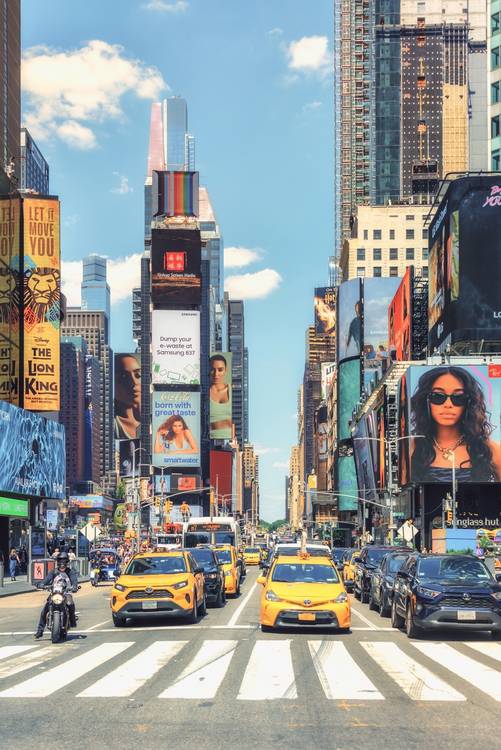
[215,550,232,564]
[245,548,260,553]
[125,556,186,575]
[271,563,339,584]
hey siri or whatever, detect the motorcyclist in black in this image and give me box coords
[34,551,78,638]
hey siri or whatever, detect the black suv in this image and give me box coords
[391,553,501,639]
[189,546,226,608]
[369,550,412,617]
[354,546,404,603]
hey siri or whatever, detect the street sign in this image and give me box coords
[397,522,418,542]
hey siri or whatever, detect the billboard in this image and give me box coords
[114,353,141,440]
[152,171,199,217]
[0,399,65,498]
[151,228,201,305]
[363,277,400,368]
[398,364,501,485]
[0,196,21,404]
[314,287,336,336]
[210,450,233,506]
[23,197,61,411]
[152,390,200,468]
[152,310,200,384]
[337,278,362,362]
[428,176,501,351]
[338,454,358,511]
[321,362,336,400]
[353,417,377,502]
[388,268,413,361]
[70,495,114,512]
[210,352,233,439]
[119,438,140,477]
[338,358,361,441]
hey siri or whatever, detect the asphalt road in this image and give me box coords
[0,567,500,750]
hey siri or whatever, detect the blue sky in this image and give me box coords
[22,0,333,521]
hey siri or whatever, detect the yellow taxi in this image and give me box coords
[214,544,242,596]
[257,552,350,632]
[342,549,360,592]
[243,546,261,565]
[110,550,206,627]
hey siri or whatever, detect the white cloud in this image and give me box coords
[287,36,330,75]
[224,246,262,269]
[22,40,167,148]
[302,100,322,113]
[224,269,282,300]
[254,446,281,457]
[111,173,133,195]
[63,214,80,228]
[61,253,142,307]
[142,0,188,10]
[267,27,284,37]
[273,461,289,469]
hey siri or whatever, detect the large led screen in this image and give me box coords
[398,364,501,485]
[152,310,200,385]
[353,417,377,503]
[337,278,362,362]
[210,352,233,439]
[314,287,336,336]
[152,390,200,468]
[151,228,201,305]
[338,358,361,441]
[338,454,358,511]
[388,268,412,361]
[363,277,400,369]
[114,353,141,440]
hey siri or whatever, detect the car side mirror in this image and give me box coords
[495,573,501,583]
[113,569,120,577]
[397,570,409,579]
[256,576,267,586]
[353,556,361,563]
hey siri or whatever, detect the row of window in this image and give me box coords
[362,226,427,241]
[356,247,429,261]
[356,266,428,279]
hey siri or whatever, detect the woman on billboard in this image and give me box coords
[114,353,141,440]
[154,415,198,455]
[209,354,232,438]
[410,366,501,482]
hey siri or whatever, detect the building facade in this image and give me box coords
[19,128,49,194]
[490,0,501,170]
[225,297,248,448]
[81,254,111,321]
[0,1,20,179]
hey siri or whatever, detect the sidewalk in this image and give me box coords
[0,575,33,598]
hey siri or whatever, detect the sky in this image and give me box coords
[22,0,333,522]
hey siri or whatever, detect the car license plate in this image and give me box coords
[142,600,158,610]
[457,610,476,621]
[298,612,316,622]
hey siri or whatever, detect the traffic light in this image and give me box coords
[165,499,173,512]
[154,496,161,509]
[446,510,453,525]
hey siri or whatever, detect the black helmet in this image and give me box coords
[56,552,69,565]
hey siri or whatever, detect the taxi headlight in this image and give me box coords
[51,593,64,605]
[333,592,348,604]
[114,583,126,592]
[265,590,282,602]
[172,580,188,590]
[417,586,441,599]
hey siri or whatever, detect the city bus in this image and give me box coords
[183,517,242,549]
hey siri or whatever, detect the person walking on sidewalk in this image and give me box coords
[9,548,20,581]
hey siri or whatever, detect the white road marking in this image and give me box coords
[226,582,258,627]
[0,646,65,679]
[78,641,186,697]
[362,641,465,701]
[413,642,501,702]
[0,642,133,698]
[159,640,237,699]
[237,640,297,700]
[0,645,36,661]
[309,641,383,700]
[84,619,112,632]
[350,606,379,630]
[463,642,501,663]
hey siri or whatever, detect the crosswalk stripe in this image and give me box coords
[0,645,36,661]
[362,642,465,701]
[309,641,383,700]
[78,641,187,698]
[0,642,133,698]
[0,646,64,680]
[237,640,297,700]
[413,643,501,702]
[159,640,237,700]
[463,642,501,663]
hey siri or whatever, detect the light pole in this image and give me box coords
[130,445,151,553]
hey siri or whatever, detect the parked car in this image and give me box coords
[354,546,404,603]
[342,549,360,592]
[391,553,501,639]
[189,546,226,608]
[369,550,413,616]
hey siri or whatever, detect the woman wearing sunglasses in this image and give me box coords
[410,366,501,482]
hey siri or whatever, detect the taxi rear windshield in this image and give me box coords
[245,548,260,553]
[215,550,232,564]
[125,557,187,575]
[272,563,339,584]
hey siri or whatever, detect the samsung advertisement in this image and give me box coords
[152,310,200,385]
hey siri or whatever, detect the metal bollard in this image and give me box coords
[0,561,4,587]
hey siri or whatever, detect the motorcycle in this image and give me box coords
[39,579,81,643]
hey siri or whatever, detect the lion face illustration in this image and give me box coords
[0,265,20,326]
[24,267,60,324]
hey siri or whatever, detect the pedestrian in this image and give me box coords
[51,547,60,560]
[68,547,77,573]
[8,547,20,581]
[18,545,27,573]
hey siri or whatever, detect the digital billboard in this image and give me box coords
[363,277,400,369]
[0,196,21,405]
[210,352,233,439]
[152,171,199,217]
[428,176,501,351]
[338,454,358,512]
[152,390,200,468]
[151,228,201,305]
[119,438,140,477]
[314,287,336,336]
[353,417,377,502]
[321,362,336,400]
[398,364,501,485]
[337,278,362,362]
[388,268,413,361]
[0,400,65,498]
[338,358,361,441]
[114,353,141,440]
[152,310,200,384]
[22,197,61,411]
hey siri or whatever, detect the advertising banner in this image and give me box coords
[398,364,501,485]
[321,362,336,401]
[154,474,171,494]
[337,278,362,362]
[118,438,140,477]
[314,287,336,336]
[210,352,233,439]
[363,277,400,369]
[152,310,200,384]
[353,418,377,502]
[0,196,21,404]
[338,454,358,511]
[70,495,114,511]
[151,228,201,305]
[23,197,61,411]
[152,390,200,468]
[338,358,361,441]
[114,353,141,440]
[388,268,413,361]
[0,400,65,498]
[152,171,199,217]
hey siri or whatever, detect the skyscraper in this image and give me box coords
[19,128,49,194]
[0,1,20,180]
[81,254,111,321]
[225,296,248,448]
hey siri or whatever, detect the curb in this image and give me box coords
[0,578,90,599]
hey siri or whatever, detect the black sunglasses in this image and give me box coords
[428,392,469,407]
